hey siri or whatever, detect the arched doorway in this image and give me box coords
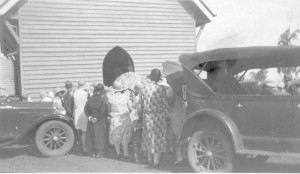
[102,46,134,86]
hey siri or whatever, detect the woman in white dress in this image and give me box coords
[73,80,90,154]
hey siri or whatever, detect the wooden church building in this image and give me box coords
[0,0,214,98]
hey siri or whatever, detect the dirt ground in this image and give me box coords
[1,144,300,173]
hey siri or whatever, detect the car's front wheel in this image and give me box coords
[35,120,74,157]
[187,126,233,172]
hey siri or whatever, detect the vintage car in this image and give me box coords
[0,95,75,157]
[177,46,300,172]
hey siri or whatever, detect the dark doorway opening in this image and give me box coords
[102,46,134,87]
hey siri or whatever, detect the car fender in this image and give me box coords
[179,109,244,152]
[0,114,74,147]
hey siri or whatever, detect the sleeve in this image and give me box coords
[104,94,111,116]
[62,95,72,115]
[137,93,144,119]
[84,101,90,117]
[71,97,74,114]
[166,86,175,107]
[163,87,170,113]
[127,94,133,111]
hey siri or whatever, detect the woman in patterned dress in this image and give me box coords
[114,65,143,91]
[140,68,169,167]
[107,81,132,159]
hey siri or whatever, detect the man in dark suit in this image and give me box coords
[62,81,74,118]
[84,82,110,158]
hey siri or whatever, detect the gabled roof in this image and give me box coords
[179,0,215,27]
[0,0,214,27]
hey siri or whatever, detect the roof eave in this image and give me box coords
[0,0,27,18]
[179,0,215,27]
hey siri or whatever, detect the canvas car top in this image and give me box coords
[179,46,300,72]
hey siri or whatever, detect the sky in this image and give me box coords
[198,0,300,51]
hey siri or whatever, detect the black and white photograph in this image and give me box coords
[0,0,300,172]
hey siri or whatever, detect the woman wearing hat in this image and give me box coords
[73,80,90,155]
[53,87,66,115]
[106,81,132,159]
[114,64,143,91]
[140,68,169,168]
[84,82,110,158]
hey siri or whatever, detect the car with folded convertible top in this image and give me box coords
[177,46,300,172]
[0,94,75,157]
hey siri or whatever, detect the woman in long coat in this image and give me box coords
[106,81,132,159]
[84,82,110,158]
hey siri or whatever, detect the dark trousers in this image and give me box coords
[86,119,107,154]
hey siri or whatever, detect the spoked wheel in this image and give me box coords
[187,128,233,172]
[35,120,74,157]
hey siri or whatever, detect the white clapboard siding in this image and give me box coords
[0,57,16,95]
[19,0,197,98]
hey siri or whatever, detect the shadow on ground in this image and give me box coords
[0,145,43,159]
[1,144,300,173]
[234,159,300,173]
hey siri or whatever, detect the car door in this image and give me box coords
[291,95,300,153]
[0,99,19,140]
[232,95,293,152]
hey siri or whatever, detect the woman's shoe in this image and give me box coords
[174,160,183,165]
[80,149,89,156]
[152,163,162,168]
[116,154,122,159]
[123,155,131,160]
[96,153,104,158]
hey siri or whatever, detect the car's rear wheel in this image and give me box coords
[187,126,233,172]
[35,120,74,157]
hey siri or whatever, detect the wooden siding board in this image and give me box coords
[21,7,190,18]
[21,20,193,28]
[22,45,195,50]
[21,32,195,38]
[20,0,196,97]
[20,17,192,24]
[21,30,192,35]
[22,57,179,71]
[28,0,178,6]
[21,37,195,42]
[0,58,16,95]
[21,25,193,31]
[23,1,186,13]
[20,11,191,20]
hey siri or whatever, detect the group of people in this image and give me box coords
[38,68,186,167]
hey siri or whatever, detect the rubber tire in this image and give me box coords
[35,120,74,157]
[187,127,233,172]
